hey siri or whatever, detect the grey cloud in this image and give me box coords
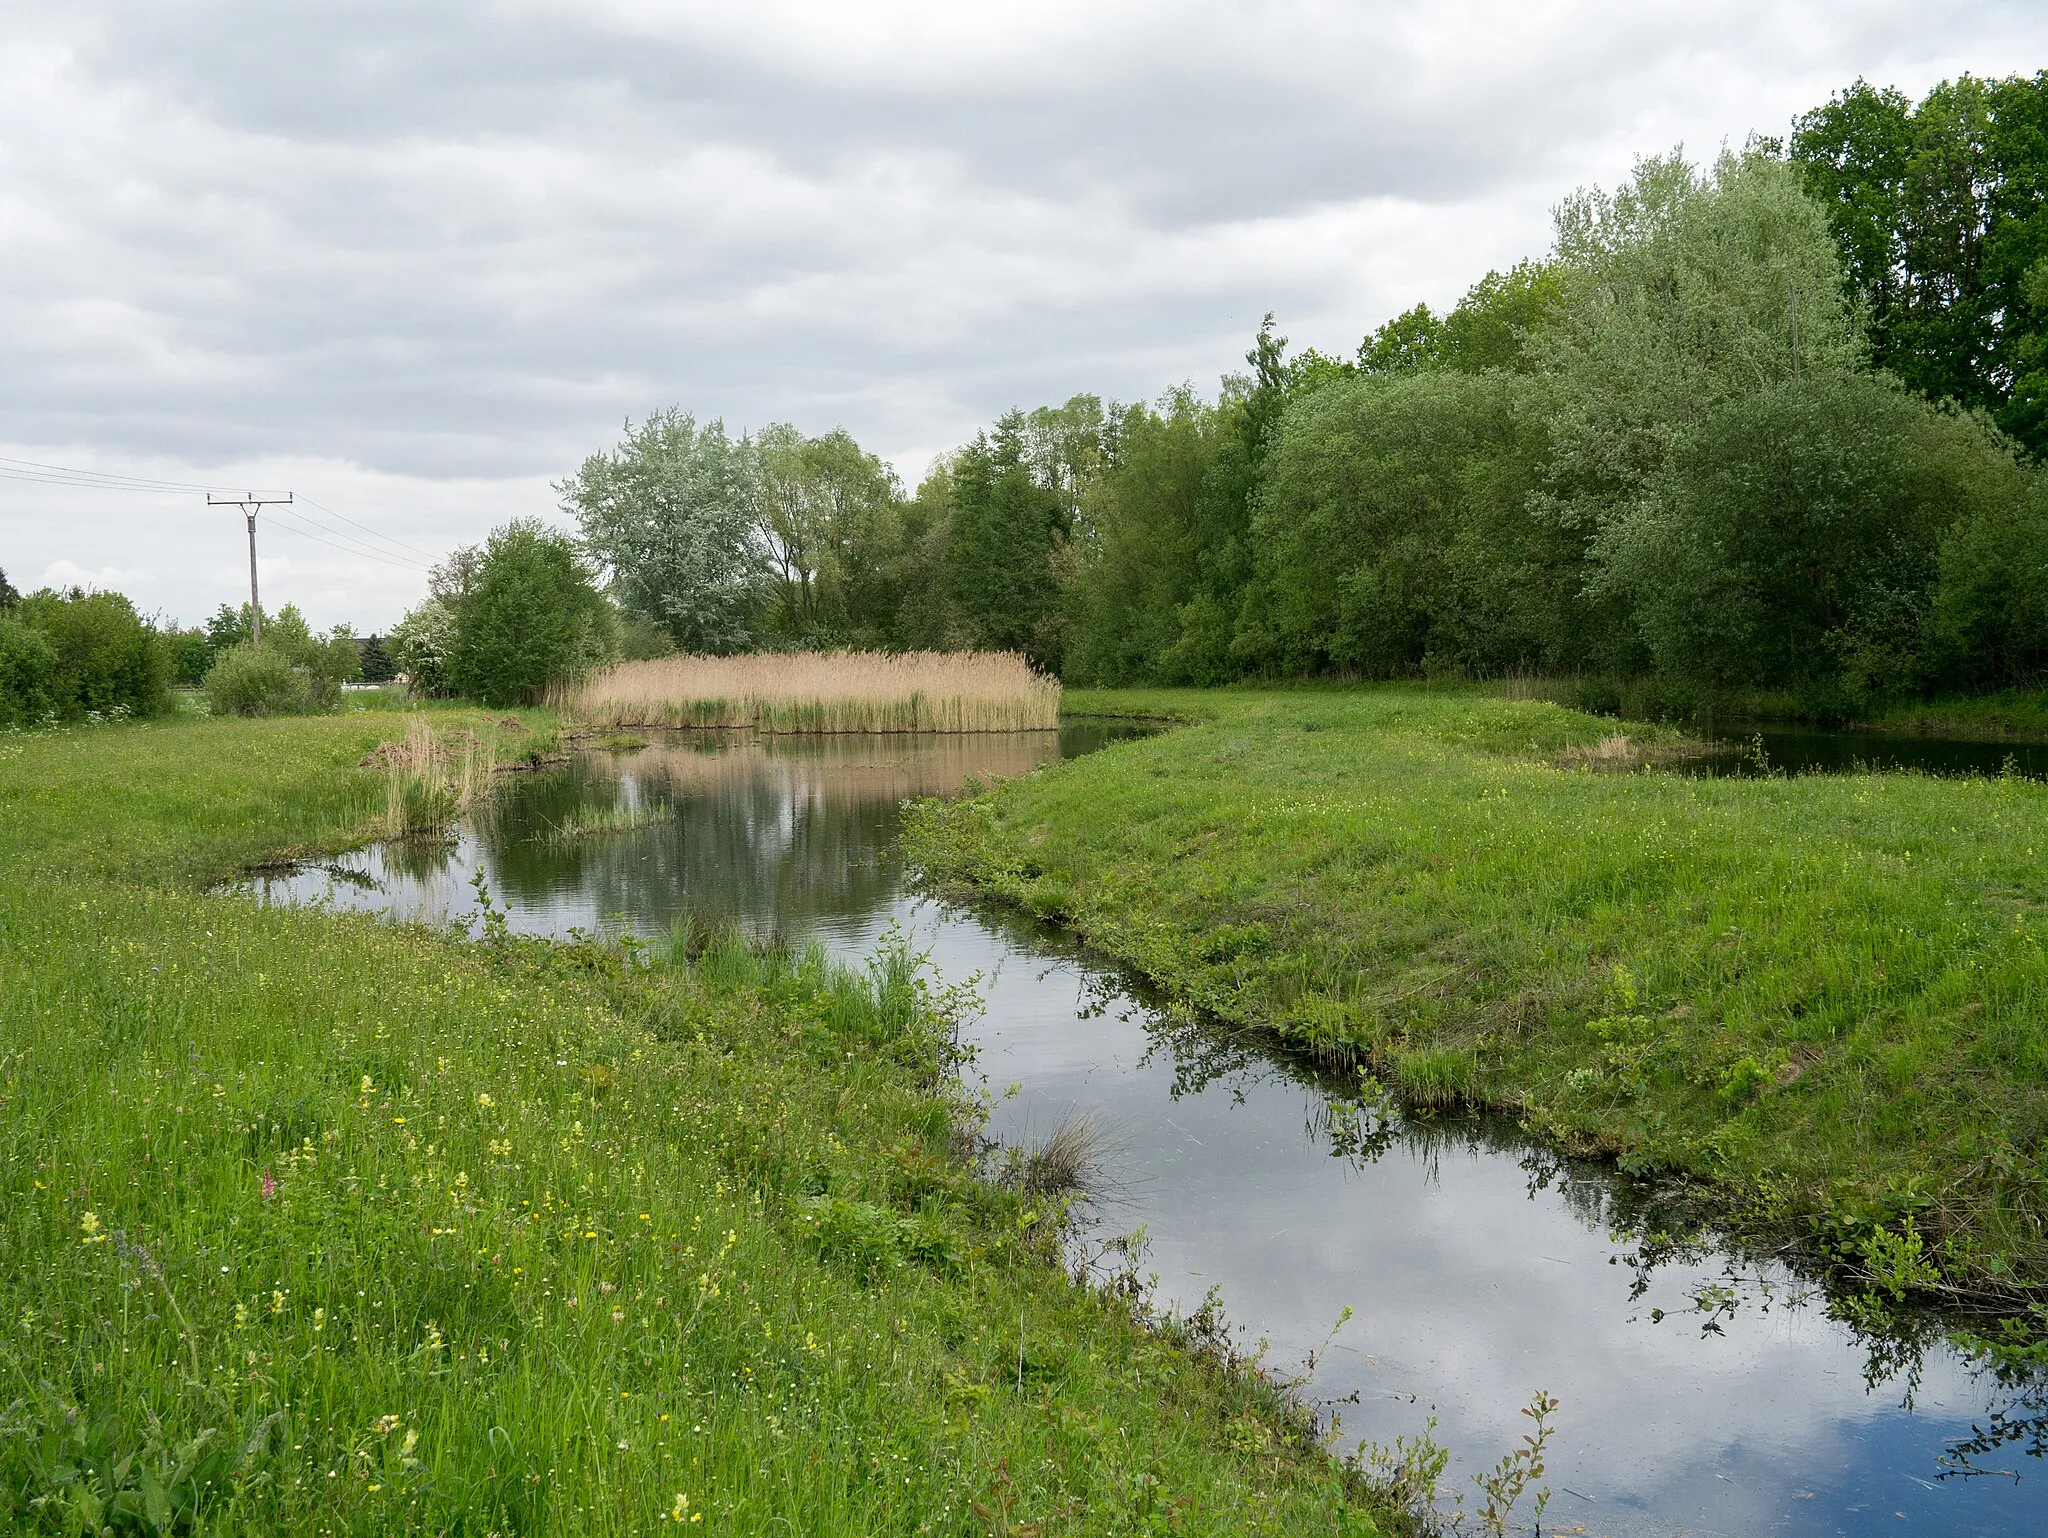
[4,0,2047,628]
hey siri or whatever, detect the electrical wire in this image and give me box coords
[0,454,440,572]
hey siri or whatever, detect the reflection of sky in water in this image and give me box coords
[236,727,2048,1537]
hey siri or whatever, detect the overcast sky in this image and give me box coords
[4,1,2046,631]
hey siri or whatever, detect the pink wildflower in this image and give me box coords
[261,1170,277,1200]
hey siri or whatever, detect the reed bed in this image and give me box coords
[554,650,1061,733]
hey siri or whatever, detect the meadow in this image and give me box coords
[0,710,1387,1535]
[555,652,1061,734]
[906,686,2048,1318]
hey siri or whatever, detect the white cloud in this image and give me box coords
[39,558,152,589]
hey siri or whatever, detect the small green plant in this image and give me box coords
[1472,1390,1559,1537]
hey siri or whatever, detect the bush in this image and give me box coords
[7,589,171,721]
[0,613,58,726]
[163,628,211,688]
[200,607,361,717]
[445,520,612,706]
[203,644,316,716]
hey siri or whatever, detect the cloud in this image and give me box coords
[39,558,152,590]
[3,0,2047,627]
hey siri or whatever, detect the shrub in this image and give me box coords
[9,588,171,721]
[445,520,612,706]
[203,644,314,716]
[0,613,58,725]
[162,628,211,687]
[202,608,361,716]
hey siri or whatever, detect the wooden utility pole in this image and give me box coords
[206,492,293,643]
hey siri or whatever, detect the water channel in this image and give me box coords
[238,720,2048,1536]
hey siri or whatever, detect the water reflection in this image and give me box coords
[1688,721,2048,781]
[235,723,2048,1536]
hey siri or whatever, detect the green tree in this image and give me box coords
[559,409,765,653]
[1246,369,1566,678]
[163,628,210,687]
[1926,476,2048,686]
[0,567,19,609]
[446,520,612,706]
[0,612,57,725]
[757,425,905,645]
[1794,73,2048,454]
[939,415,1070,668]
[1596,374,2023,687]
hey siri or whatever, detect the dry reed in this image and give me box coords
[553,651,1061,733]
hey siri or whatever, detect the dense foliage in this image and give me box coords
[1791,72,2048,455]
[0,588,172,726]
[201,606,363,717]
[399,519,613,707]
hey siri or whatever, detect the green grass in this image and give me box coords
[910,687,2048,1313]
[0,710,1388,1534]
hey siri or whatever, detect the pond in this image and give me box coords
[1690,720,2048,780]
[238,723,2048,1537]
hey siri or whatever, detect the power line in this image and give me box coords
[0,453,441,571]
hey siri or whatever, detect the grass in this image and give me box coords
[907,685,2048,1316]
[556,652,1062,734]
[534,800,678,845]
[0,708,1391,1535]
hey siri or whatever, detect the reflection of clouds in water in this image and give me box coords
[924,912,2044,1537]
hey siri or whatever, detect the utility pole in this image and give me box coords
[206,492,292,644]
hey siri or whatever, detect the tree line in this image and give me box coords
[391,73,2039,710]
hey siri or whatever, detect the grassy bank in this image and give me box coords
[908,687,2048,1314]
[0,712,1385,1534]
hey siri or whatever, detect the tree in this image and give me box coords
[446,519,612,706]
[1595,374,2023,687]
[0,567,18,609]
[1246,369,1565,678]
[559,409,765,653]
[390,599,457,697]
[357,634,396,684]
[1794,73,2048,454]
[939,415,1070,668]
[756,424,904,645]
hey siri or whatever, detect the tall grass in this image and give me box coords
[555,651,1061,733]
[372,716,500,837]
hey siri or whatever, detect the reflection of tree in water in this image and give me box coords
[475,733,1071,938]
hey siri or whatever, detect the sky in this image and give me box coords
[3,1,2047,633]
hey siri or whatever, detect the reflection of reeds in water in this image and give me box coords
[554,651,1061,733]
[581,732,1066,805]
[374,716,499,837]
[534,801,677,845]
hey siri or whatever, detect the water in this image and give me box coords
[1689,721,2048,781]
[237,724,2048,1536]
